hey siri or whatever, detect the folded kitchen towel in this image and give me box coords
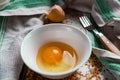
[0,0,55,16]
[89,1,120,78]
[91,0,120,27]
[0,16,44,80]
[91,0,120,39]
[92,48,120,80]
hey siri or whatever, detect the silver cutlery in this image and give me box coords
[79,16,120,56]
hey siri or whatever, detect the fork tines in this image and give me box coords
[79,16,92,28]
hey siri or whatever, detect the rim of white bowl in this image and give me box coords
[21,23,92,76]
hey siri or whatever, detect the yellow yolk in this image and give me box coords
[42,46,62,64]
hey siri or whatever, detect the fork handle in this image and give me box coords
[96,32,120,56]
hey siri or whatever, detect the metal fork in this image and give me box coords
[79,16,120,56]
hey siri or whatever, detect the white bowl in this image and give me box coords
[21,23,92,79]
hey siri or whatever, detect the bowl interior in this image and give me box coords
[21,23,92,76]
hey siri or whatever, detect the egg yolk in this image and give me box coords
[42,46,62,64]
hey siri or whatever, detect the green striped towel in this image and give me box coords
[90,0,120,79]
[91,0,120,39]
[92,0,120,27]
[0,0,59,16]
[0,16,6,49]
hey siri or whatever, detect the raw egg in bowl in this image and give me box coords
[21,23,92,79]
